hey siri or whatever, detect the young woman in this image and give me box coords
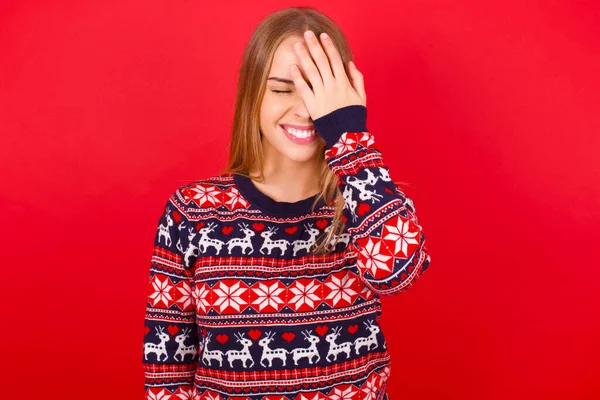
[143,6,431,400]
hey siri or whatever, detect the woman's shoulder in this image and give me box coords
[171,172,237,212]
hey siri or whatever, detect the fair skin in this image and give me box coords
[251,30,366,203]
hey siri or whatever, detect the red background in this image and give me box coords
[1,1,599,399]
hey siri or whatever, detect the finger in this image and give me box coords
[319,32,349,85]
[294,40,324,97]
[349,61,367,106]
[289,64,314,105]
[303,30,334,88]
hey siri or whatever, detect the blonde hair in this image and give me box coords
[220,6,360,255]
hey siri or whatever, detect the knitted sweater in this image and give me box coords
[142,105,431,400]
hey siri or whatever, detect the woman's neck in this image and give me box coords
[249,163,321,203]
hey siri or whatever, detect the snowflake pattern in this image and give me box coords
[250,281,286,312]
[287,279,322,311]
[212,281,249,313]
[181,184,222,208]
[324,271,359,307]
[381,215,420,258]
[149,275,174,308]
[356,237,394,279]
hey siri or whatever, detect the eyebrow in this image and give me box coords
[267,76,312,90]
[267,77,294,84]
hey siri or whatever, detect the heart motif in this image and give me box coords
[311,383,318,388]
[227,271,235,275]
[216,334,229,344]
[256,271,262,276]
[248,329,262,341]
[290,271,298,276]
[219,271,225,276]
[285,226,298,234]
[167,325,179,336]
[171,211,182,223]
[348,324,359,334]
[144,326,150,335]
[358,203,371,216]
[252,222,264,231]
[315,325,328,336]
[408,265,414,272]
[282,332,296,342]
[400,273,408,280]
[316,219,328,230]
[196,221,205,230]
[222,226,233,235]
[168,267,174,273]
[282,271,289,276]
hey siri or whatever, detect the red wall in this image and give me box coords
[1,0,598,399]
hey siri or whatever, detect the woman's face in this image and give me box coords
[259,34,326,165]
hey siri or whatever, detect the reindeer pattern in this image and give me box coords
[177,220,354,259]
[194,320,385,370]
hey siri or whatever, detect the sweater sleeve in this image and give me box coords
[313,105,431,296]
[142,190,199,398]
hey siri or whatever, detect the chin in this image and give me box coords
[279,147,319,163]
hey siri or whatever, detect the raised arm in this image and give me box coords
[314,105,431,296]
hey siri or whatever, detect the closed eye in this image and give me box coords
[271,90,292,94]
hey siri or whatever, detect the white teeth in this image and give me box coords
[283,126,315,138]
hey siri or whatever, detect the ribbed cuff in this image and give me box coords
[313,105,367,150]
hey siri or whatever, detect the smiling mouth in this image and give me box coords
[279,124,318,144]
[280,124,316,138]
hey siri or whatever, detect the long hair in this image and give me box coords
[220,6,358,255]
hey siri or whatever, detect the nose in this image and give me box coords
[292,97,312,120]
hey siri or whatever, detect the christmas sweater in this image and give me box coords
[142,105,431,400]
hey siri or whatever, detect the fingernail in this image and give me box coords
[321,32,329,40]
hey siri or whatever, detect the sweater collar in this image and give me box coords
[233,173,327,217]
